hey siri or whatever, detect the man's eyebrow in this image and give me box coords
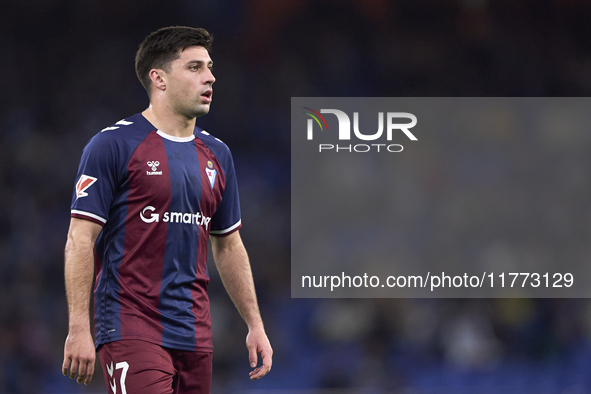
[187,60,213,66]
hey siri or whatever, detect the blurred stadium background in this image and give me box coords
[3,0,591,392]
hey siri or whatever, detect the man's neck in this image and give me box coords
[142,105,196,139]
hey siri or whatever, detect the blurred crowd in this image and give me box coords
[3,0,591,392]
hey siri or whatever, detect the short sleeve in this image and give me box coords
[70,133,122,226]
[209,150,242,236]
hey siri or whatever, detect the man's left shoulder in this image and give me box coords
[194,127,234,158]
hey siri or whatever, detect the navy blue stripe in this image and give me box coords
[158,139,202,347]
[94,186,129,345]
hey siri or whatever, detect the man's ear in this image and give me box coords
[148,69,167,93]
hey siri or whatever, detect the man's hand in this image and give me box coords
[246,326,273,380]
[211,231,273,380]
[62,328,96,385]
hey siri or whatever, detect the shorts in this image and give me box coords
[98,340,212,394]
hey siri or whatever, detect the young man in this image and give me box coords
[62,26,272,393]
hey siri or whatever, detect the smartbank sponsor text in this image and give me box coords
[140,205,211,229]
[303,108,417,153]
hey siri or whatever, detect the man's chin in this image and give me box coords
[190,104,211,118]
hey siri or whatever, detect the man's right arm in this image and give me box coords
[62,217,102,386]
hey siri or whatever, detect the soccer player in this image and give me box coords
[61,26,272,393]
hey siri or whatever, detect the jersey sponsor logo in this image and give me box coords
[75,175,97,199]
[146,161,162,175]
[140,206,159,223]
[140,205,211,229]
[205,160,217,189]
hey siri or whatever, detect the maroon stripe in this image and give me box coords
[119,131,171,343]
[193,138,225,350]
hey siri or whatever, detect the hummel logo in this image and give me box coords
[146,161,162,176]
[101,119,134,132]
[106,362,114,377]
[106,361,117,393]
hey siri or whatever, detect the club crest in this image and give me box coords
[205,161,217,189]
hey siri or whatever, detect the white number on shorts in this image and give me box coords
[116,362,129,394]
[107,361,129,394]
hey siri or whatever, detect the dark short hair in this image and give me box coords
[135,26,213,96]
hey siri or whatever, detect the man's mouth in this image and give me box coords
[201,90,213,103]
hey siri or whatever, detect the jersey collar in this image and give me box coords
[156,130,195,142]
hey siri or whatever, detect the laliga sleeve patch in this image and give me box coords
[75,174,98,198]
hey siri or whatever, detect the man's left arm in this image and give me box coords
[210,230,273,380]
